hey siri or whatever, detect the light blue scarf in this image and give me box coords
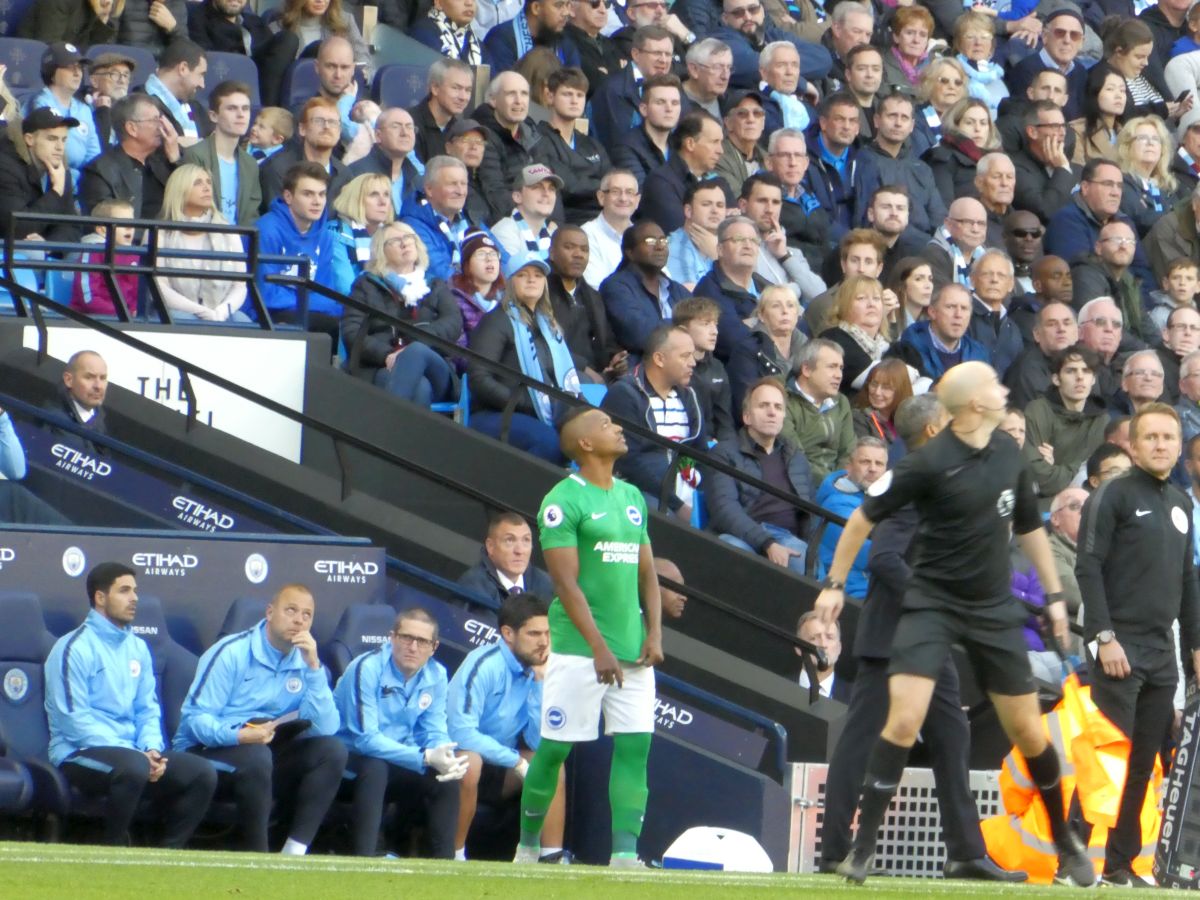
[506,304,580,423]
[770,89,810,132]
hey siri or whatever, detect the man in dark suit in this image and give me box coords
[816,394,1025,882]
[456,510,554,606]
[80,94,179,218]
[48,350,110,457]
[796,611,850,701]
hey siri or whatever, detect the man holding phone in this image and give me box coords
[174,585,347,855]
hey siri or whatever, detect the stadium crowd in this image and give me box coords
[6,0,1200,870]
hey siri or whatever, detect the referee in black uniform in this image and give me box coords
[1076,402,1200,887]
[815,361,1094,886]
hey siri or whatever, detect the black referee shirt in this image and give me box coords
[1076,465,1200,653]
[860,428,1042,605]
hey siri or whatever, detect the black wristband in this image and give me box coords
[1046,592,1066,606]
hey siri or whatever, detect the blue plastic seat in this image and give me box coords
[372,64,429,109]
[199,51,262,108]
[579,383,607,406]
[0,0,37,37]
[326,603,397,680]
[0,37,46,100]
[430,373,469,425]
[130,596,199,747]
[280,58,319,111]
[216,596,268,641]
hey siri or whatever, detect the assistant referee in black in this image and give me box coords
[1075,402,1200,887]
[815,361,1093,887]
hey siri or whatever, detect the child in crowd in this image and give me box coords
[1149,257,1200,332]
[247,107,294,162]
[71,199,140,318]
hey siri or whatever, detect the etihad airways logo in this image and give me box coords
[51,444,111,480]
[314,560,380,584]
[173,496,235,532]
[132,552,199,577]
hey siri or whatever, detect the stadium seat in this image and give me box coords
[430,373,469,425]
[0,37,46,101]
[85,45,157,90]
[216,596,267,641]
[372,64,429,110]
[0,722,34,814]
[579,383,607,406]
[280,59,319,112]
[43,270,72,305]
[130,596,199,746]
[326,603,396,679]
[370,23,448,70]
[0,0,36,38]
[199,51,262,108]
[0,592,70,819]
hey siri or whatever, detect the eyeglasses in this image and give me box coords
[1086,178,1123,190]
[950,217,986,228]
[587,0,611,7]
[1008,228,1044,239]
[722,235,762,245]
[640,236,669,247]
[452,137,486,148]
[726,2,762,18]
[1054,500,1084,513]
[392,632,435,649]
[1082,316,1123,329]
[1170,323,1200,333]
[936,76,965,87]
[1049,27,1084,41]
[385,235,417,247]
[1101,236,1136,246]
[632,0,668,8]
[472,250,501,261]
[1127,369,1164,378]
[603,188,640,197]
[308,116,340,128]
[1133,134,1163,144]
[639,49,674,59]
[94,70,131,82]
[697,62,734,75]
[731,107,765,119]
[771,151,808,161]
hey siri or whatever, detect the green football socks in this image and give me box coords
[609,732,652,856]
[519,738,572,849]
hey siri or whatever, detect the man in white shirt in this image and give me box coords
[491,164,562,261]
[796,610,846,700]
[581,169,640,288]
[456,510,555,606]
[50,350,109,456]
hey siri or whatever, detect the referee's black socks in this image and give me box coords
[852,737,910,853]
[1026,745,1069,844]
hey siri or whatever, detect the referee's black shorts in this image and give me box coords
[888,594,1036,697]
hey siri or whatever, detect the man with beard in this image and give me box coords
[258,97,343,211]
[863,185,929,282]
[483,0,582,75]
[712,0,831,91]
[449,593,566,862]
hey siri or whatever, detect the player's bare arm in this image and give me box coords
[544,546,623,687]
[636,544,664,668]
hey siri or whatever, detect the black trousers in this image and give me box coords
[819,656,986,864]
[61,746,217,847]
[1089,640,1177,873]
[345,753,460,858]
[193,736,348,852]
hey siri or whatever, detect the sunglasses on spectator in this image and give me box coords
[1049,27,1084,41]
[587,0,611,6]
[1008,228,1043,239]
[726,3,762,18]
[937,76,964,87]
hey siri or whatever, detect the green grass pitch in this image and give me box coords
[0,842,1110,898]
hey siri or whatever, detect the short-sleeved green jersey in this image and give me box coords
[538,473,651,661]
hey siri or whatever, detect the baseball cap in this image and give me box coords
[22,107,80,133]
[512,163,564,191]
[503,250,551,280]
[90,51,138,73]
[720,89,767,119]
[42,42,87,72]
[447,118,486,140]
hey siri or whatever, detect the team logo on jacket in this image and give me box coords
[3,669,28,703]
[62,546,87,578]
[129,659,141,678]
[418,692,433,710]
[996,489,1015,518]
[543,505,563,528]
[626,506,643,526]
[1173,507,1189,535]
[285,676,303,694]
[245,553,269,585]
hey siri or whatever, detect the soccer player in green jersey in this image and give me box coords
[516,405,666,866]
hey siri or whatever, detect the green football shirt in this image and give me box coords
[538,473,650,662]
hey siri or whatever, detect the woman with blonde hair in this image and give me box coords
[912,56,969,157]
[154,164,248,322]
[341,221,462,405]
[924,97,1000,207]
[467,254,580,463]
[852,357,913,449]
[327,172,395,295]
[953,11,1009,118]
[726,284,808,410]
[818,275,890,398]
[1116,115,1177,237]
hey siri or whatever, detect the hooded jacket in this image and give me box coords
[1022,387,1108,499]
[816,469,871,598]
[254,196,338,315]
[600,365,707,511]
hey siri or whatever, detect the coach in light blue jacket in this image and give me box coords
[334,606,463,858]
[174,585,346,855]
[45,562,216,847]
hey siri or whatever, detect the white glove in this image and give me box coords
[424,742,462,775]
[514,757,529,780]
[436,755,470,782]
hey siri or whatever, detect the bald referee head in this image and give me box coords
[936,361,1009,426]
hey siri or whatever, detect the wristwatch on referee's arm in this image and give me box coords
[1096,630,1116,645]
[822,578,845,592]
